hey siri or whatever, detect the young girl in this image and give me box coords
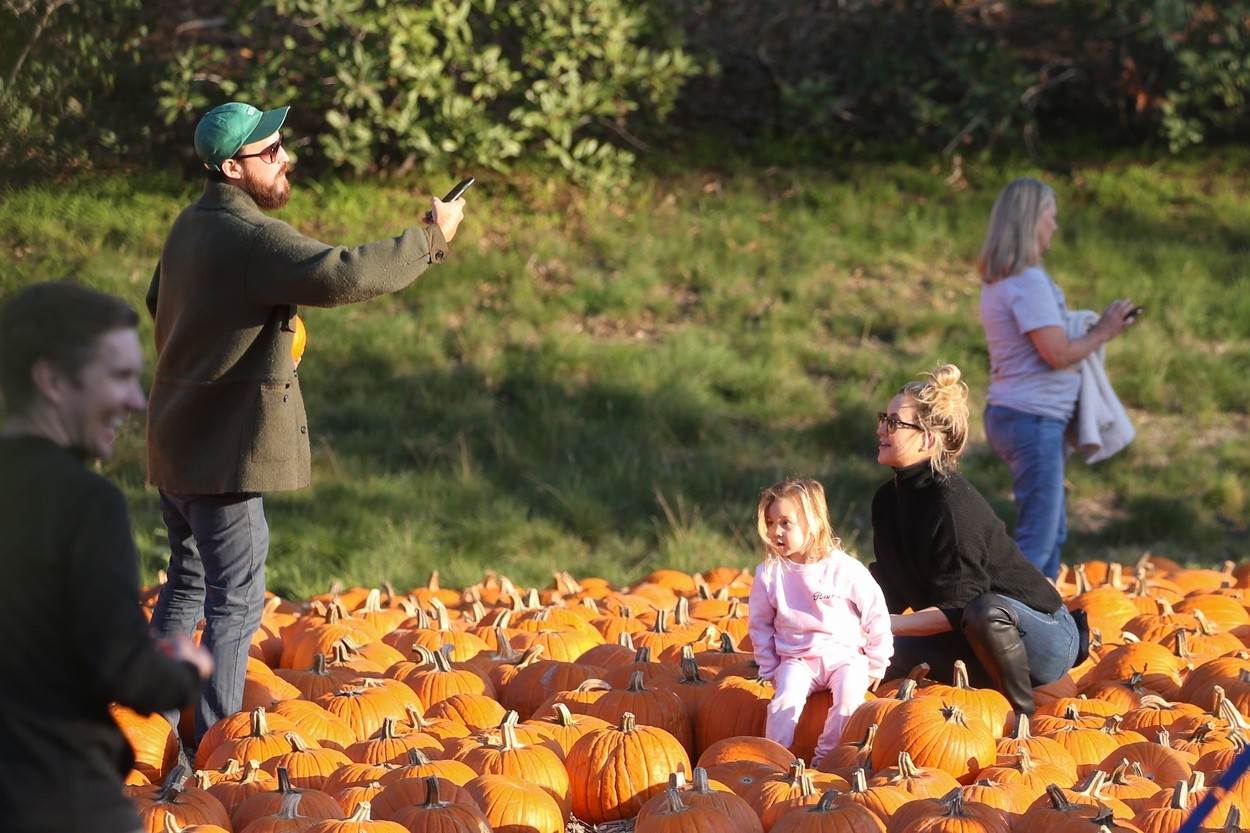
[747,478,893,765]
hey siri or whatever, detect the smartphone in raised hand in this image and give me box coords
[425,177,475,224]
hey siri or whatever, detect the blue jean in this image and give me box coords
[150,491,268,742]
[888,594,1079,687]
[983,405,1068,580]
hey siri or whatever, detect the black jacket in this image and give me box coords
[0,436,201,833]
[869,461,1062,630]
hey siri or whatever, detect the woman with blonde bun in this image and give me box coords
[978,177,1137,579]
[867,363,1082,719]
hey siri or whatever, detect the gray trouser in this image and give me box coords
[150,490,269,742]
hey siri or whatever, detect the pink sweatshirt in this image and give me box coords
[748,549,893,679]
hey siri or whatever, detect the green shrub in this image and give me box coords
[154,0,699,184]
[0,0,151,175]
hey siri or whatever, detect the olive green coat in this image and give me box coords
[145,181,448,494]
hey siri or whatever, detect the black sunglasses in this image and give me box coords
[235,135,283,165]
[877,412,924,434]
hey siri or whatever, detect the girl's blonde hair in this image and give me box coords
[898,363,970,478]
[976,177,1055,283]
[756,478,840,562]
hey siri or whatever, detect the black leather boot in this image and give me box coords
[961,593,1036,717]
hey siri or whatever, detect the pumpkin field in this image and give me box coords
[118,555,1250,832]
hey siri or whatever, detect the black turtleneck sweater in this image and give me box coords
[0,435,201,833]
[868,461,1062,630]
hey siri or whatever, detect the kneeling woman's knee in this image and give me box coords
[961,593,1013,632]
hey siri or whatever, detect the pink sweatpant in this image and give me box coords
[765,653,870,765]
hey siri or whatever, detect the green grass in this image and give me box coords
[2,152,1248,598]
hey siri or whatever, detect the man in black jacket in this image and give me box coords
[0,281,213,833]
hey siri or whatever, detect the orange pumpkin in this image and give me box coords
[565,711,692,823]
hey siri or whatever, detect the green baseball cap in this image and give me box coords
[194,102,290,170]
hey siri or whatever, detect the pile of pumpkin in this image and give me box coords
[116,556,1250,832]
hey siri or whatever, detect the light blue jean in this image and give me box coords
[150,491,269,742]
[983,404,1067,580]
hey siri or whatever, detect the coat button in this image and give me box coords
[299,425,307,434]
[283,394,288,402]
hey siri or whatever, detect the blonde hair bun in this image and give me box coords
[898,363,971,477]
[929,364,969,410]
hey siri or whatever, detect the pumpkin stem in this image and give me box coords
[897,752,919,779]
[378,717,399,740]
[427,571,441,592]
[627,669,648,692]
[284,732,309,753]
[1077,769,1109,797]
[1107,562,1124,589]
[695,576,711,599]
[243,759,265,782]
[276,791,304,820]
[718,632,736,653]
[524,587,541,608]
[859,723,878,753]
[1225,806,1242,831]
[653,609,670,634]
[786,759,807,782]
[667,771,687,790]
[405,747,433,766]
[1189,770,1206,793]
[1045,783,1072,810]
[430,598,452,631]
[553,704,576,726]
[814,788,840,812]
[1013,714,1032,740]
[851,768,869,792]
[673,597,692,626]
[664,785,689,814]
[692,768,712,794]
[421,776,445,808]
[1015,743,1034,772]
[250,707,270,738]
[896,678,918,701]
[499,716,521,751]
[1172,778,1191,810]
[680,656,706,685]
[1075,563,1091,595]
[516,643,547,667]
[633,646,653,664]
[277,766,294,794]
[431,648,453,673]
[163,814,185,833]
[952,660,970,689]
[908,663,931,682]
[620,712,638,733]
[363,587,383,613]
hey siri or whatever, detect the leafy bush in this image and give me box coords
[155,0,699,184]
[665,0,1250,155]
[1047,0,1250,151]
[0,0,151,175]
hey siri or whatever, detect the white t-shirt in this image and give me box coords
[980,266,1080,421]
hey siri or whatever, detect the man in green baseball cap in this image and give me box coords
[146,101,467,747]
[193,101,294,209]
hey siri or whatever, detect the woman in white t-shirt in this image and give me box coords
[977,178,1137,579]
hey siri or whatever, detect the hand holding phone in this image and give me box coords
[424,177,475,225]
